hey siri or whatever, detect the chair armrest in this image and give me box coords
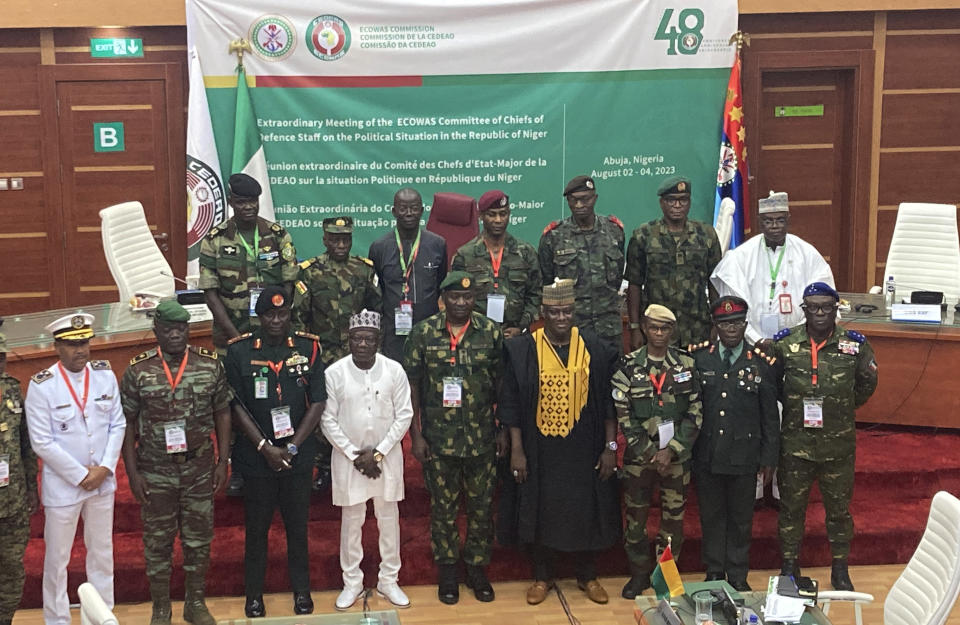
[818,590,875,603]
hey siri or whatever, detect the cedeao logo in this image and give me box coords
[655,8,705,55]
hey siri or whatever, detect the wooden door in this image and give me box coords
[40,63,184,309]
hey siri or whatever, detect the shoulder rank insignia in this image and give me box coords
[227,332,252,345]
[90,360,111,371]
[31,369,53,384]
[205,225,222,239]
[773,328,791,342]
[295,330,320,341]
[608,215,624,229]
[298,258,314,270]
[193,346,218,359]
[270,222,283,233]
[295,280,308,295]
[845,329,866,344]
[542,221,559,235]
[360,256,374,266]
[129,349,156,366]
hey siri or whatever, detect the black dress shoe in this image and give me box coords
[620,576,651,600]
[244,596,265,618]
[293,591,314,615]
[227,472,245,497]
[831,560,855,591]
[704,572,725,582]
[437,563,459,605]
[780,558,801,579]
[729,579,752,592]
[465,565,494,602]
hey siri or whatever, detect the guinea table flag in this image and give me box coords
[650,543,685,599]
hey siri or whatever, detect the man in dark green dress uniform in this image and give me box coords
[225,286,326,618]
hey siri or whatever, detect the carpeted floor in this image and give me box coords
[18,424,960,607]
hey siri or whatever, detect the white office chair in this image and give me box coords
[78,582,119,625]
[99,201,175,305]
[882,203,960,303]
[714,197,736,256]
[819,491,960,625]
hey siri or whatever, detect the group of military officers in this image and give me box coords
[0,168,880,622]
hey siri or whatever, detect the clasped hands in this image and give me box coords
[353,447,382,479]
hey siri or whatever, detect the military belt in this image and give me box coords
[152,439,213,464]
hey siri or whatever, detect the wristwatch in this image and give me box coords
[606,440,618,452]
[373,450,385,463]
[286,443,299,456]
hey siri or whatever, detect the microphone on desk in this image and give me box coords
[160,271,197,290]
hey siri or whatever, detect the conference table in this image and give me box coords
[634,584,831,625]
[218,609,401,624]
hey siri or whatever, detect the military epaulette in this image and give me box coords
[228,332,252,345]
[608,215,624,229]
[295,330,320,342]
[295,280,308,295]
[205,224,222,239]
[773,328,791,341]
[298,258,314,270]
[129,349,157,366]
[846,329,866,344]
[192,346,218,360]
[687,340,710,352]
[90,360,111,371]
[31,369,53,384]
[270,222,283,233]
[752,345,776,366]
[360,256,374,266]
[542,221,559,235]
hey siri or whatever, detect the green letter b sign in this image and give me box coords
[93,122,125,152]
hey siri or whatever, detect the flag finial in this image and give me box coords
[728,31,751,52]
[228,38,252,68]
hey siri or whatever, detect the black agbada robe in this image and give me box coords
[496,329,621,551]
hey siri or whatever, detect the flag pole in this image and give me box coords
[228,38,252,69]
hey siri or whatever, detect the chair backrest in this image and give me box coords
[78,582,119,625]
[99,201,175,304]
[714,198,736,256]
[884,491,960,625]
[425,192,478,268]
[883,203,960,302]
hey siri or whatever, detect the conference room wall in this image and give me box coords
[0,6,958,315]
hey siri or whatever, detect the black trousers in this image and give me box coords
[243,471,312,596]
[530,545,598,584]
[694,469,756,582]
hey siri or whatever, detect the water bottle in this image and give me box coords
[741,607,760,624]
[885,275,896,309]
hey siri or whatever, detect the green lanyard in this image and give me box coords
[236,227,260,262]
[766,243,786,300]
[395,229,421,297]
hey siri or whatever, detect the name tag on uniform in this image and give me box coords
[443,377,463,408]
[254,376,268,399]
[249,288,263,317]
[838,340,860,355]
[486,294,506,323]
[803,397,824,428]
[673,370,692,384]
[164,420,187,454]
[271,406,295,439]
[258,251,279,262]
[657,420,674,450]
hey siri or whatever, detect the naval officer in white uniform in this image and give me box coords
[25,314,125,625]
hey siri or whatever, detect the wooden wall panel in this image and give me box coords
[0,116,43,172]
[755,148,837,200]
[741,12,875,32]
[746,36,874,53]
[884,34,960,89]
[886,9,960,29]
[878,152,960,205]
[875,209,898,269]
[882,93,960,148]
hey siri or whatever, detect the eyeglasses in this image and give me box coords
[801,303,838,315]
[662,196,691,207]
[645,324,673,335]
[348,335,378,345]
[716,319,747,330]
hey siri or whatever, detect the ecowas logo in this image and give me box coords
[186,158,226,250]
[306,15,351,61]
[250,15,297,61]
[655,8,705,55]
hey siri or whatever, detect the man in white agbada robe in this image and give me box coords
[710,191,835,502]
[321,309,413,611]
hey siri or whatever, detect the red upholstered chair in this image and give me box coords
[426,191,478,268]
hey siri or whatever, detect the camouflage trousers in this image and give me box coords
[0,510,30,620]
[140,454,215,582]
[621,459,689,573]
[422,453,496,566]
[778,452,855,559]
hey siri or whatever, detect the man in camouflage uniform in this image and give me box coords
[452,190,541,337]
[539,175,625,349]
[626,176,722,350]
[198,172,297,496]
[120,301,233,625]
[0,331,39,625]
[772,282,878,591]
[405,271,505,605]
[292,215,380,491]
[611,304,702,599]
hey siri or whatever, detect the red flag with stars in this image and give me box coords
[714,50,750,249]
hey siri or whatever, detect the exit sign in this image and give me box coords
[90,38,143,58]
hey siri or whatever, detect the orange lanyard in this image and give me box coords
[485,244,504,289]
[158,349,189,393]
[649,371,668,407]
[266,360,285,403]
[57,362,89,416]
[809,338,827,386]
[446,320,471,365]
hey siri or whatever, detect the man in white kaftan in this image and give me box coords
[321,310,413,611]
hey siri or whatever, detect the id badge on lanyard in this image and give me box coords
[803,397,824,428]
[271,406,295,439]
[395,301,413,336]
[249,288,263,317]
[442,377,463,408]
[164,420,187,454]
[486,294,506,323]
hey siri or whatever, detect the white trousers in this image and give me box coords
[339,497,400,591]
[43,493,115,625]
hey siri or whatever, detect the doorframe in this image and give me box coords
[39,62,185,308]
[743,49,875,291]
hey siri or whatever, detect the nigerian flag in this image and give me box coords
[650,543,685,599]
[232,65,274,222]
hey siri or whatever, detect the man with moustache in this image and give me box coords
[626,176,722,349]
[225,286,325,618]
[292,215,381,492]
[690,297,779,591]
[120,301,232,625]
[452,189,541,336]
[25,314,126,625]
[499,279,620,606]
[321,310,413,611]
[404,271,504,604]
[369,187,448,362]
[772,282,878,591]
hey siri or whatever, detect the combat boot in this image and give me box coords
[183,575,217,625]
[780,557,801,579]
[148,580,172,625]
[831,559,855,591]
[621,563,651,600]
[1,618,14,625]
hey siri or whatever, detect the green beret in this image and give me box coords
[657,175,691,196]
[154,300,191,324]
[439,271,474,292]
[323,216,354,234]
